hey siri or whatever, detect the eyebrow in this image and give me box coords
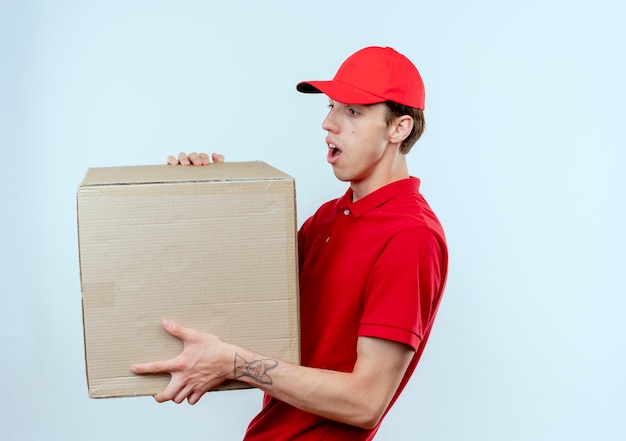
[328,99,373,109]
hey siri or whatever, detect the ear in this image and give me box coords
[388,115,413,144]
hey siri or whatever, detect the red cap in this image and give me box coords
[297,46,425,109]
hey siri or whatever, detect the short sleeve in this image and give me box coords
[358,227,446,350]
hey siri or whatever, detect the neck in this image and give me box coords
[350,155,409,202]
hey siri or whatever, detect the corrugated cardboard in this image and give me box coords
[77,162,300,398]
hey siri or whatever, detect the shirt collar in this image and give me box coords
[335,177,421,219]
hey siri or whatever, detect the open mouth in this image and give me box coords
[328,143,342,158]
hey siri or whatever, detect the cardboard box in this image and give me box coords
[77,162,300,398]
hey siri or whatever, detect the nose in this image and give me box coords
[321,106,338,133]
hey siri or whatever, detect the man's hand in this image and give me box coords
[167,152,225,166]
[131,319,234,405]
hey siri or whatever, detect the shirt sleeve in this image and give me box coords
[358,227,446,350]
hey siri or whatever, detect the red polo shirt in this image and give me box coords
[244,177,448,441]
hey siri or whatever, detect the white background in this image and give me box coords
[1,1,624,440]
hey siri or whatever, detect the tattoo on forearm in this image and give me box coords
[234,353,279,385]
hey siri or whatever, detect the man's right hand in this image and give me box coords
[167,152,225,166]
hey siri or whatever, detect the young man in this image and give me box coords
[132,46,448,440]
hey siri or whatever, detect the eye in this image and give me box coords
[348,107,359,116]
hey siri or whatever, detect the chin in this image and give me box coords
[331,169,351,183]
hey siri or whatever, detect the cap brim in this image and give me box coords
[296,80,386,105]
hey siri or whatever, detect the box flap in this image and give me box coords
[80,162,292,187]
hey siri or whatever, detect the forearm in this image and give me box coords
[231,348,378,428]
[227,338,413,429]
[131,321,413,427]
